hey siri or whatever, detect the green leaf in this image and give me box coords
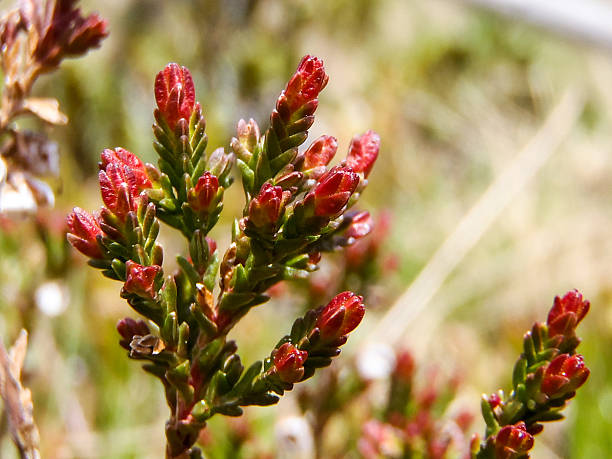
[189,303,217,337]
[177,256,200,288]
[162,276,177,313]
[228,361,262,397]
[111,259,126,280]
[161,311,178,346]
[215,404,243,417]
[480,396,499,437]
[236,159,254,193]
[512,357,527,390]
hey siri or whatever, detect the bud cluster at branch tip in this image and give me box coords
[273,343,307,384]
[474,290,591,459]
[316,291,365,344]
[154,63,196,131]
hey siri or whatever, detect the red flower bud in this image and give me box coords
[66,207,103,258]
[541,353,589,399]
[316,291,365,342]
[283,55,328,113]
[345,211,373,240]
[547,290,590,338]
[346,130,380,178]
[188,172,219,213]
[123,261,161,299]
[117,317,150,350]
[248,183,290,231]
[155,63,196,130]
[303,135,337,170]
[99,149,150,219]
[494,422,534,459]
[100,148,151,196]
[273,342,307,383]
[309,166,359,218]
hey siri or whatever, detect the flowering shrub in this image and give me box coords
[473,290,590,458]
[67,55,379,457]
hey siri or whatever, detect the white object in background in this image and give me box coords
[35,281,69,317]
[456,0,612,51]
[275,415,314,459]
[356,342,396,381]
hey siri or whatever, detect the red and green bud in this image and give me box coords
[99,149,151,219]
[547,290,590,338]
[117,317,150,350]
[282,55,328,113]
[188,172,219,214]
[123,261,161,299]
[100,147,151,197]
[273,342,307,383]
[99,164,134,219]
[66,207,104,258]
[541,353,589,399]
[346,130,380,178]
[316,291,365,343]
[303,135,337,170]
[248,183,290,231]
[493,422,534,459]
[155,63,196,130]
[310,166,359,218]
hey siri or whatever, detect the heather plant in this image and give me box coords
[67,55,379,458]
[472,290,590,459]
[284,290,590,459]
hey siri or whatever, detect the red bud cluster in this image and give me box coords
[493,422,534,459]
[282,55,328,113]
[122,261,161,299]
[188,172,219,214]
[273,343,307,383]
[541,353,589,399]
[547,290,590,338]
[316,291,365,343]
[247,183,290,232]
[155,63,196,130]
[303,135,337,170]
[309,166,359,218]
[346,130,380,178]
[66,207,103,258]
[99,148,151,220]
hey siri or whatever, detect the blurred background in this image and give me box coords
[1,0,612,457]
